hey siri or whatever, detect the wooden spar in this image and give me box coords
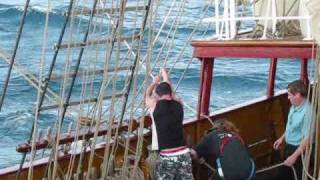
[69,5,147,16]
[16,126,122,153]
[55,34,140,49]
[0,48,60,103]
[267,58,277,98]
[49,66,132,80]
[16,116,152,153]
[39,92,124,111]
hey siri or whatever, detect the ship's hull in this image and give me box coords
[0,91,291,179]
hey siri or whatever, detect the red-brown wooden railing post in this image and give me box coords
[197,58,214,120]
[300,58,309,85]
[267,58,277,98]
[196,58,214,144]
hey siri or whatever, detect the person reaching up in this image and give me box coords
[145,68,193,180]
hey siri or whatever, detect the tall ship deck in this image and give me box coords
[0,0,319,179]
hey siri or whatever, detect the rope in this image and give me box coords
[123,0,188,119]
[308,43,319,180]
[291,166,298,180]
[122,41,142,175]
[301,151,317,180]
[203,161,217,173]
[0,48,60,103]
[47,0,78,178]
[299,41,319,180]
[93,0,131,178]
[27,0,51,179]
[0,0,30,111]
[13,0,35,179]
[153,0,180,68]
[63,1,84,178]
[88,0,144,176]
[67,0,108,177]
[152,0,178,48]
[256,162,284,174]
[246,162,297,180]
[67,0,105,178]
[86,0,122,125]
[78,0,108,165]
[130,0,214,118]
[131,0,158,173]
[199,150,298,179]
[35,0,76,113]
[106,0,152,177]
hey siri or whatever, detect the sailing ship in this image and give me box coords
[0,0,319,179]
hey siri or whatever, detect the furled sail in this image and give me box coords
[253,0,310,38]
[306,0,320,43]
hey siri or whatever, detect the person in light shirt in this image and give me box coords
[273,80,312,180]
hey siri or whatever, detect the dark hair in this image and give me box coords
[212,119,239,133]
[155,82,172,97]
[287,80,307,97]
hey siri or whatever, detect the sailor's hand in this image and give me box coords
[190,149,198,159]
[284,155,297,167]
[160,68,169,82]
[273,138,283,150]
[197,157,205,164]
[153,75,161,84]
[160,67,167,75]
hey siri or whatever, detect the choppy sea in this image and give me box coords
[0,0,313,168]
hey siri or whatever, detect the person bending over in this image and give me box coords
[190,119,255,180]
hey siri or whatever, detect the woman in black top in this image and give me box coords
[190,119,255,180]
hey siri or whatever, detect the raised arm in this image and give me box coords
[160,68,180,102]
[145,76,160,110]
[161,68,171,83]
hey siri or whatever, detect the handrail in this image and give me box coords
[191,39,315,48]
[192,39,316,120]
[16,116,152,153]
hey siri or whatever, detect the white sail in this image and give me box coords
[253,0,312,38]
[306,0,320,43]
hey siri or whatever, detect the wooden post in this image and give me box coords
[196,57,214,180]
[196,58,214,144]
[197,58,214,119]
[267,58,277,98]
[300,58,309,85]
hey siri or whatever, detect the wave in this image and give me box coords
[0,3,70,28]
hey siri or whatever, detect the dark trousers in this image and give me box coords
[279,144,314,180]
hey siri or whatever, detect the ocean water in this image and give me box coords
[0,0,313,168]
